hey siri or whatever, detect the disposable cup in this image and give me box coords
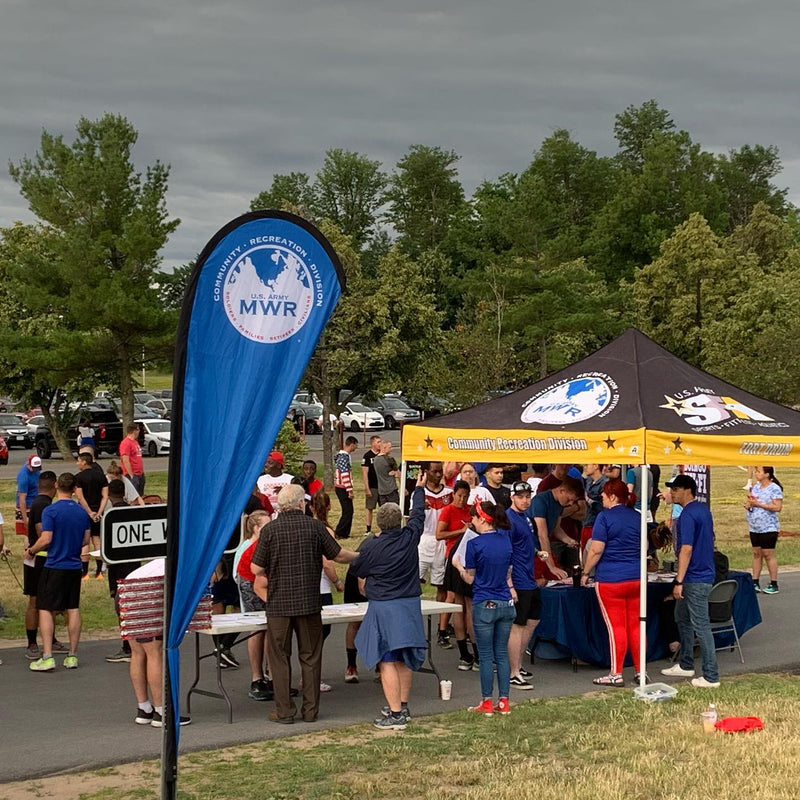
[701,712,717,734]
[440,679,452,700]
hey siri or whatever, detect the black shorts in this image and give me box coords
[444,552,472,598]
[89,515,101,540]
[343,570,366,604]
[750,531,779,549]
[36,567,82,611]
[513,588,542,625]
[107,561,141,597]
[211,576,240,608]
[23,555,47,596]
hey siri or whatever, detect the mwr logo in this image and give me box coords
[521,374,616,425]
[223,245,314,343]
[659,392,773,428]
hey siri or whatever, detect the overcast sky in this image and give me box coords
[2,0,798,269]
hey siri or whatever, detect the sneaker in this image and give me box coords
[753,581,761,593]
[381,705,411,720]
[82,574,90,582]
[319,681,332,693]
[691,676,721,688]
[494,697,511,715]
[634,672,650,684]
[458,658,475,671]
[218,648,240,668]
[763,584,779,594]
[661,664,695,677]
[135,708,154,725]
[63,654,78,669]
[106,648,131,663]
[95,573,104,580]
[248,680,273,701]
[25,643,41,660]
[373,713,407,731]
[151,711,191,728]
[30,656,55,672]
[509,674,533,690]
[519,667,533,678]
[469,699,495,717]
[344,666,359,683]
[437,633,453,650]
[51,639,69,654]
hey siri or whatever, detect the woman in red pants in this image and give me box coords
[581,479,643,686]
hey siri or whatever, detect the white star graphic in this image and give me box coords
[685,446,692,454]
[664,446,671,454]
[617,446,626,453]
[596,445,603,453]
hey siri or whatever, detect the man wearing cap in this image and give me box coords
[257,451,294,517]
[507,481,546,690]
[660,474,720,688]
[17,455,43,536]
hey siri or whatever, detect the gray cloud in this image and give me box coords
[1,0,798,268]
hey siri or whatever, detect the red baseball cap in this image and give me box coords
[268,450,284,465]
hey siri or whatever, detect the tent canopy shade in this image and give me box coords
[402,328,800,467]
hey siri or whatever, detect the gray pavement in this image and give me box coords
[2,570,799,784]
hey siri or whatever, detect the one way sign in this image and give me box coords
[102,505,167,564]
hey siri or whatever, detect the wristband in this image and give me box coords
[673,580,683,586]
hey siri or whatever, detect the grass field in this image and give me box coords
[2,465,798,639]
[3,672,798,800]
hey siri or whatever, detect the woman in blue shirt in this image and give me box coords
[582,479,642,687]
[455,498,515,717]
[744,466,784,594]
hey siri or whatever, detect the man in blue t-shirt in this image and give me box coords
[16,454,42,535]
[507,482,545,690]
[660,474,720,688]
[24,472,91,673]
[527,477,583,581]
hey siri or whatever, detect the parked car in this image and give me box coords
[145,399,172,419]
[150,389,172,399]
[0,436,8,465]
[111,399,162,419]
[292,391,320,405]
[26,415,46,436]
[137,418,171,457]
[33,406,124,459]
[339,403,384,432]
[366,397,421,429]
[0,412,34,448]
[286,401,336,434]
[134,391,158,406]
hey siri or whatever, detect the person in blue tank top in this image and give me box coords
[455,497,515,717]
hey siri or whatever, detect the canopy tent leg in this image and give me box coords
[638,465,648,689]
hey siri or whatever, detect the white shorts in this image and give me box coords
[418,535,447,586]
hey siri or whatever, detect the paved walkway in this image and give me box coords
[2,572,799,784]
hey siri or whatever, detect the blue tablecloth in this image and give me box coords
[533,571,761,667]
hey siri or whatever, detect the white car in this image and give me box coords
[339,403,385,432]
[137,418,171,456]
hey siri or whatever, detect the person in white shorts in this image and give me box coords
[416,462,453,648]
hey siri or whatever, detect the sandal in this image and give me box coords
[592,674,625,687]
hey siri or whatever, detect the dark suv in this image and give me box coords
[33,406,124,459]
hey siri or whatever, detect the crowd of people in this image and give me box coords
[1,436,784,728]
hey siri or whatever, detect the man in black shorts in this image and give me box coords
[23,471,69,660]
[361,435,382,535]
[506,481,544,690]
[74,451,108,579]
[25,472,91,672]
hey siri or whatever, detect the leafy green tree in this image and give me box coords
[0,223,105,455]
[250,172,316,216]
[156,260,194,311]
[632,213,735,366]
[613,100,675,169]
[314,149,386,249]
[715,144,788,229]
[8,114,179,427]
[383,145,465,257]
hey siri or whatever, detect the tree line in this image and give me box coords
[0,102,797,466]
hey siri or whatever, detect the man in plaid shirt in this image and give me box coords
[334,435,358,540]
[251,484,358,723]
